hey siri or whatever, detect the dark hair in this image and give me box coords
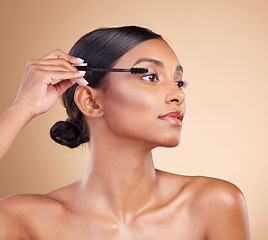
[50,26,163,148]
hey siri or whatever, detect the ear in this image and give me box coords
[74,86,104,118]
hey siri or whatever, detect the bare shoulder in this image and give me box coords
[190,176,249,239]
[156,169,246,207]
[0,193,63,216]
[0,193,63,239]
[157,170,250,239]
[196,176,248,228]
[186,175,246,206]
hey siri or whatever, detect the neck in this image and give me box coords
[79,134,159,222]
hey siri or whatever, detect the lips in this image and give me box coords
[159,110,184,126]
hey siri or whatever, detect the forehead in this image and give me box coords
[114,39,180,68]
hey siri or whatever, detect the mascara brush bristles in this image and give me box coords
[130,68,148,74]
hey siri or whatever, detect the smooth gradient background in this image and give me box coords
[0,0,267,239]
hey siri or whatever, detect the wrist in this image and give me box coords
[9,101,36,124]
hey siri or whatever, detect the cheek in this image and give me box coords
[101,81,184,147]
[102,83,158,137]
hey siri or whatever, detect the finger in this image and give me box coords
[37,70,86,84]
[51,79,77,98]
[41,49,84,65]
[27,62,77,73]
[27,58,80,72]
[52,77,88,98]
[72,77,89,86]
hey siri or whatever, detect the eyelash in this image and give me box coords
[141,73,188,89]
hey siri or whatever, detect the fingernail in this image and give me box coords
[82,78,89,85]
[77,57,84,62]
[78,71,86,75]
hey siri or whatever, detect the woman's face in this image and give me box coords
[100,39,186,148]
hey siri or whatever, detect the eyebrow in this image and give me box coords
[132,57,183,73]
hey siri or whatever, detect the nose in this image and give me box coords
[165,82,186,106]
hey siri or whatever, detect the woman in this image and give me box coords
[0,26,249,239]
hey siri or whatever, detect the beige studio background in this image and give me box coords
[0,0,267,239]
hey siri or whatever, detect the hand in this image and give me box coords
[14,49,88,119]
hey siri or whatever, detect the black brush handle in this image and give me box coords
[74,65,92,71]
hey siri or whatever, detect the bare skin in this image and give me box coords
[0,41,250,239]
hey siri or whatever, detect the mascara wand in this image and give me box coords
[73,63,148,75]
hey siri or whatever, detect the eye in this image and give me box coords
[141,73,158,82]
[175,80,188,90]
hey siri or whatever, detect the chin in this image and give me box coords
[161,140,180,148]
[155,136,181,148]
[156,130,182,148]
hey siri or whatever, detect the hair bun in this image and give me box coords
[50,121,86,148]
